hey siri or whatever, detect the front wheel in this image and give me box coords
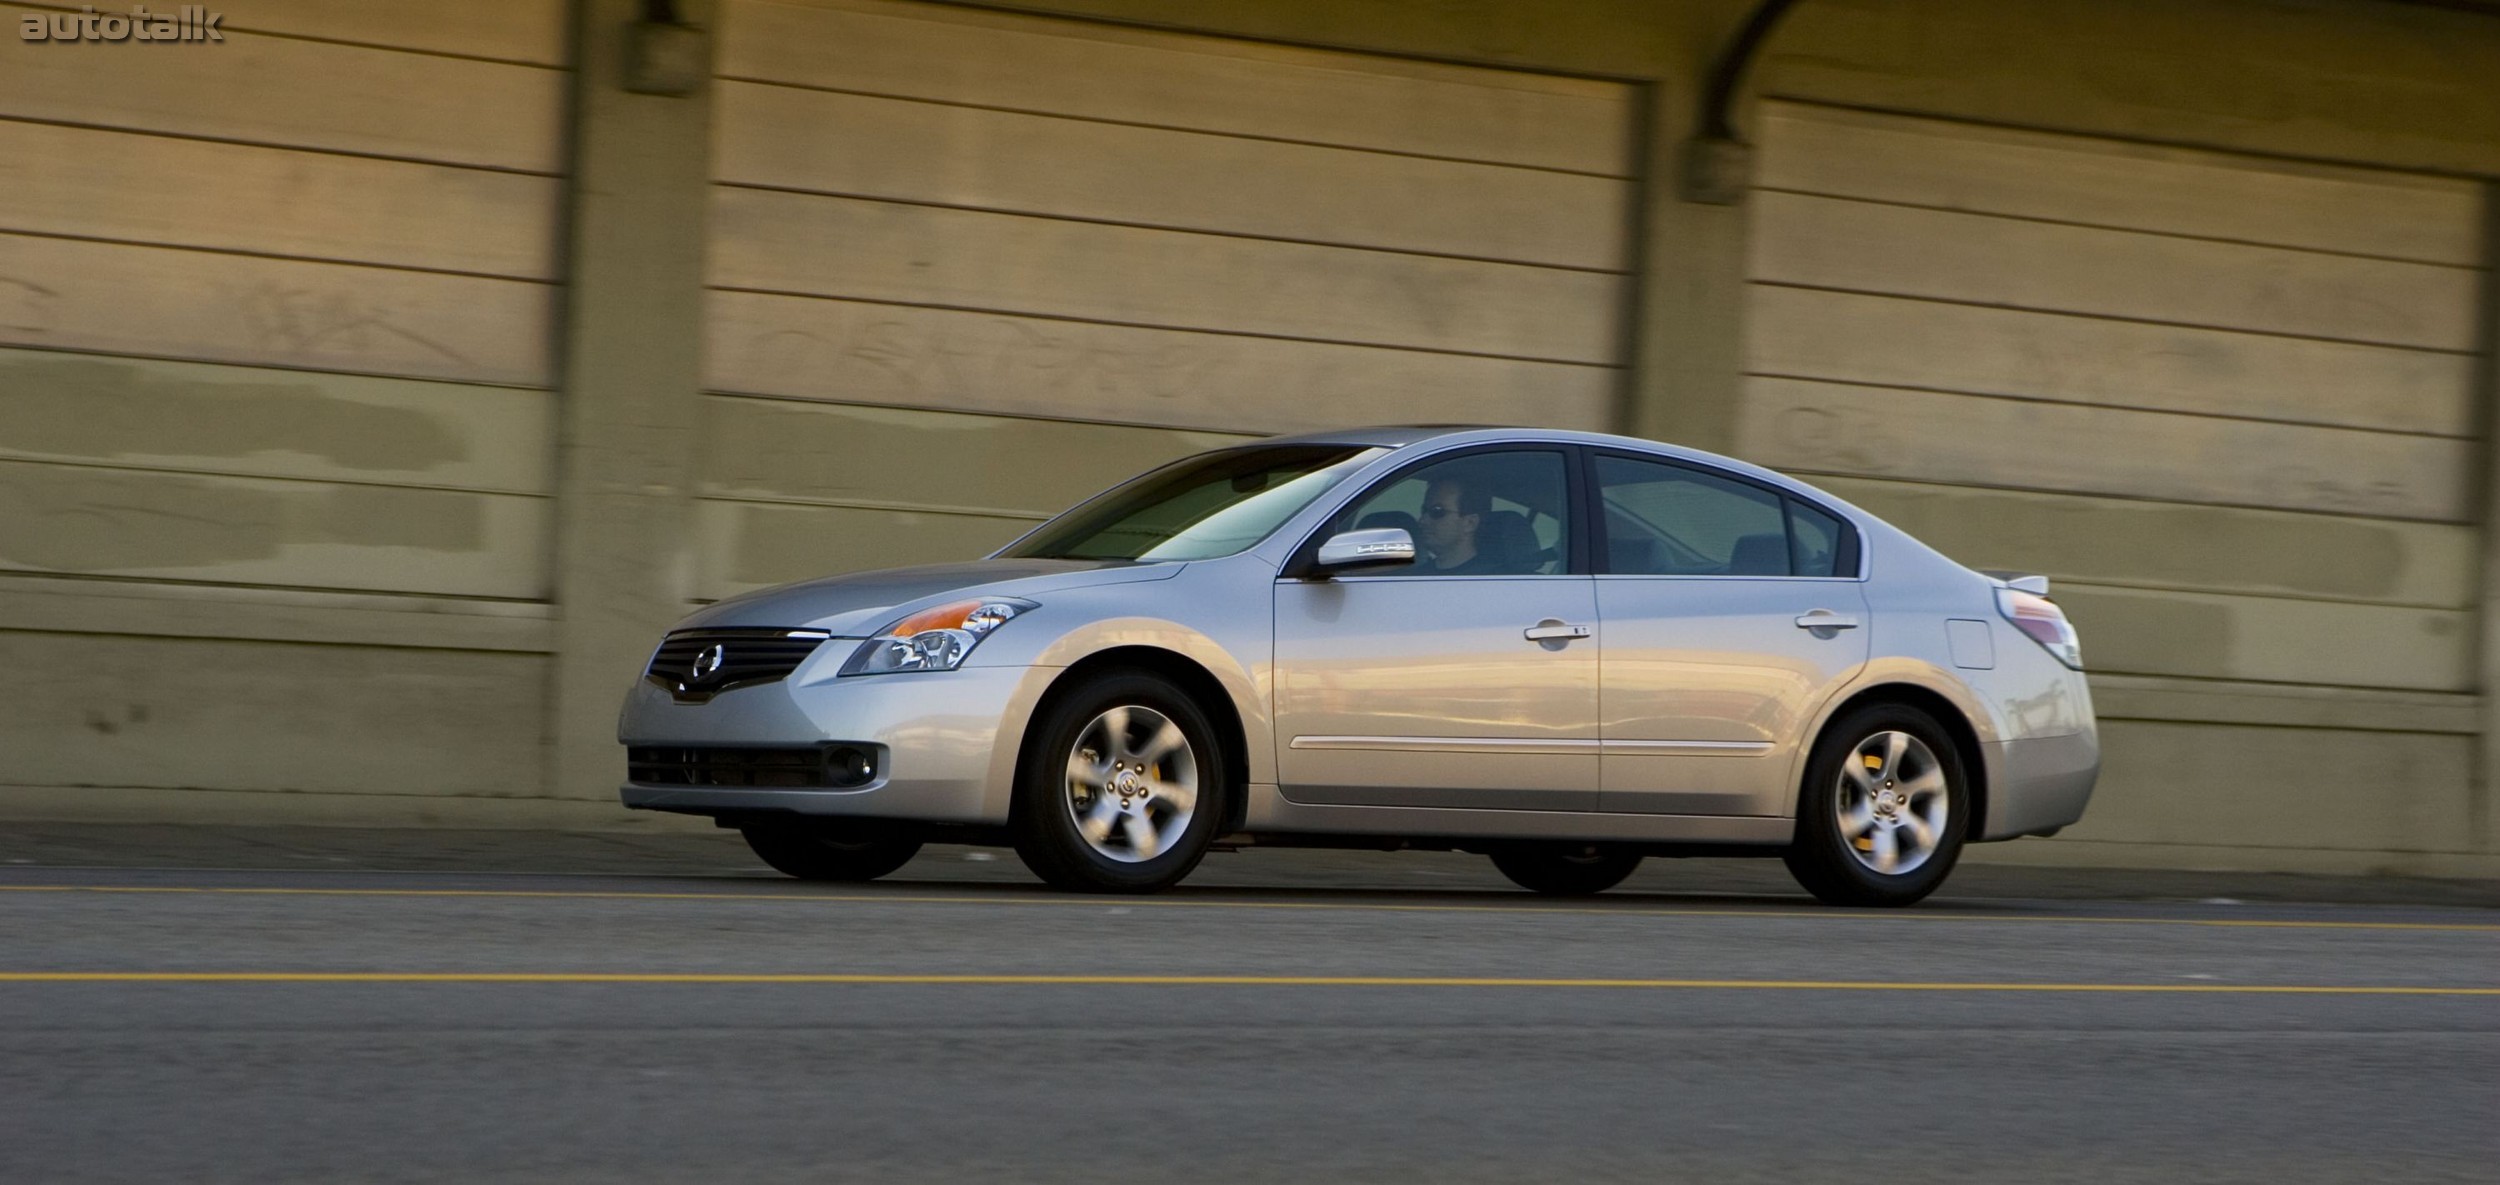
[1011,670,1229,893]
[741,821,923,882]
[1489,843,1642,895]
[1782,704,1969,907]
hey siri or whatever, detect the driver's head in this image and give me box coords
[1420,475,1489,564]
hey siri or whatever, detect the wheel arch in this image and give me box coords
[1809,682,1992,844]
[1015,646,1255,836]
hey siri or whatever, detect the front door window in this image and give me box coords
[1334,450,1573,576]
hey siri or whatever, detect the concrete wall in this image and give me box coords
[2,0,2495,875]
[0,0,580,823]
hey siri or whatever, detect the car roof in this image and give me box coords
[1256,425,1472,449]
[1256,425,1811,492]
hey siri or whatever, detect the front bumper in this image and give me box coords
[617,662,1043,824]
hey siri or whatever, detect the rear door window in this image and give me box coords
[1593,455,1790,576]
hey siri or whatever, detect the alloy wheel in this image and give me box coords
[1834,730,1950,876]
[1062,704,1199,864]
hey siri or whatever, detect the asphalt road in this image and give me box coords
[1,847,2493,1184]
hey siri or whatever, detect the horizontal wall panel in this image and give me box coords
[714,82,1628,270]
[711,187,1621,363]
[1758,0,2500,183]
[694,500,1035,600]
[2075,720,2473,850]
[0,574,555,653]
[0,350,553,494]
[1813,476,2474,609]
[2052,584,2472,691]
[1758,103,2485,266]
[1748,285,2473,436]
[1740,377,2471,521]
[0,631,547,797]
[0,121,559,280]
[0,5,564,173]
[1752,191,2480,350]
[0,233,552,386]
[721,0,1632,175]
[2089,674,2480,735]
[707,292,1615,434]
[0,462,550,599]
[701,396,1243,517]
[196,0,570,65]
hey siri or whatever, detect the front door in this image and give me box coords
[1273,448,1600,811]
[1587,452,1871,816]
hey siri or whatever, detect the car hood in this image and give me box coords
[673,558,1183,636]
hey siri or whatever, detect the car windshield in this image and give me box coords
[1001,445,1387,562]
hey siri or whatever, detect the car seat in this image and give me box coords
[1356,510,1419,539]
[1476,510,1546,574]
[1726,532,1790,576]
[1607,535,1659,574]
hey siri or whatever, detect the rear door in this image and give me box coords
[1589,452,1870,817]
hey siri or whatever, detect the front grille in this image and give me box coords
[645,628,831,701]
[628,746,844,788]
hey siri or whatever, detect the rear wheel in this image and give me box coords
[1012,670,1229,893]
[741,821,922,882]
[1783,704,1968,907]
[1488,843,1642,895]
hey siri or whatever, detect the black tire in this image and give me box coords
[1488,843,1642,895]
[741,820,922,882]
[1782,703,1969,907]
[1011,670,1229,893]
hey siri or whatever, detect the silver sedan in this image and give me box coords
[620,427,2097,905]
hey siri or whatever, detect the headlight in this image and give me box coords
[840,598,1036,675]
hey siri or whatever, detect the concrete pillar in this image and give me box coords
[544,0,717,803]
[1616,4,1758,458]
[2476,183,2500,858]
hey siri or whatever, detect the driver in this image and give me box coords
[1418,475,1504,575]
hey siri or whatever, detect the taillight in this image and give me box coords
[1997,588,2082,669]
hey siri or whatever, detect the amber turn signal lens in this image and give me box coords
[887,601,985,638]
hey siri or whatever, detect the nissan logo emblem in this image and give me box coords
[690,643,726,681]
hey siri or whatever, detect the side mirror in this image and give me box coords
[1312,527,1416,575]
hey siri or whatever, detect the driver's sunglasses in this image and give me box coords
[1421,505,1459,520]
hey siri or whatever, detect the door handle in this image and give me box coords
[1523,620,1592,642]
[1794,610,1860,631]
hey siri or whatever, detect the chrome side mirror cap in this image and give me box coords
[1313,527,1415,574]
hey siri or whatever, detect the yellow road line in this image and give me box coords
[0,972,2492,994]
[1,883,2492,932]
